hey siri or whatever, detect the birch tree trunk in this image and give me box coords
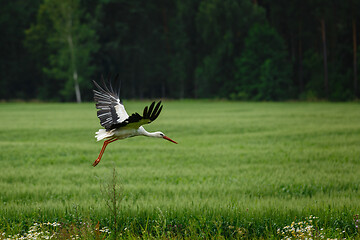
[321,19,329,98]
[66,16,81,103]
[353,19,358,98]
[298,22,304,93]
[162,7,170,99]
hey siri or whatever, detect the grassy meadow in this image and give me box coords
[1,101,360,239]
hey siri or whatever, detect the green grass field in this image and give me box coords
[1,101,360,239]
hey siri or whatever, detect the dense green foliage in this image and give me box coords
[1,101,360,238]
[234,23,292,100]
[1,1,360,101]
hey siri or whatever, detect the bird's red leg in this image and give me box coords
[92,138,118,167]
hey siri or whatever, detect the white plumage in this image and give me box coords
[92,75,177,167]
[95,129,113,141]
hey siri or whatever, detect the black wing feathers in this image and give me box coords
[143,106,148,118]
[142,101,162,121]
[151,102,162,121]
[147,102,155,117]
[127,113,142,123]
[110,101,163,129]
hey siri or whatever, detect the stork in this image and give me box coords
[92,74,177,167]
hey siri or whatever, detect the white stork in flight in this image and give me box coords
[92,74,177,167]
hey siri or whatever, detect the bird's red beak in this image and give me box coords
[163,136,178,144]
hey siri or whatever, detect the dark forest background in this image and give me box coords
[1,0,360,102]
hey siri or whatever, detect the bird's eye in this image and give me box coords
[160,133,164,137]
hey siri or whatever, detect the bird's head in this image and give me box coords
[155,131,178,144]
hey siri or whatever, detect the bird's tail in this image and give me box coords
[95,129,114,141]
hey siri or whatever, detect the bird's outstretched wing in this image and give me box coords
[110,101,163,130]
[93,74,129,130]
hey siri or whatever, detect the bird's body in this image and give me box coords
[92,75,177,167]
[95,126,159,141]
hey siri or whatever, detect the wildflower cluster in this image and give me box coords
[277,215,327,240]
[1,222,57,240]
[1,221,110,240]
[98,226,111,234]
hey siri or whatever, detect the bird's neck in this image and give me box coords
[138,127,157,138]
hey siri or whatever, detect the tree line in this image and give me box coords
[0,0,359,102]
